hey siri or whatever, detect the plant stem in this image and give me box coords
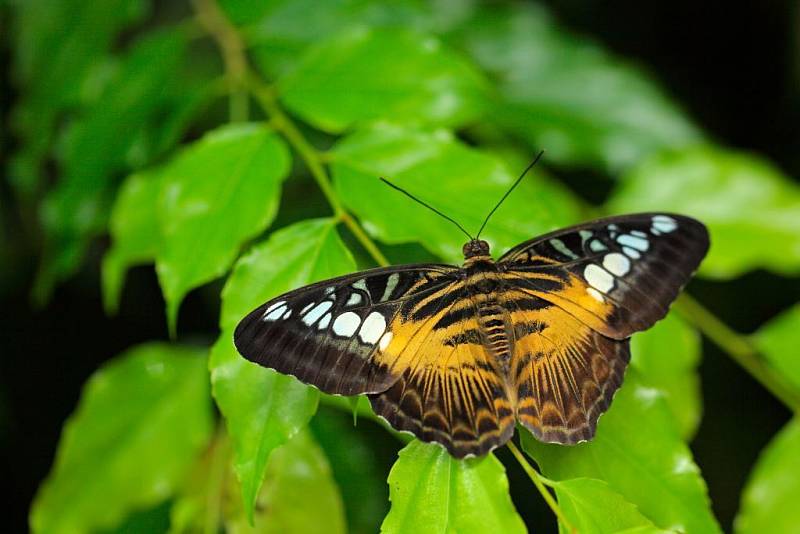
[192,0,249,121]
[674,294,800,412]
[506,440,576,533]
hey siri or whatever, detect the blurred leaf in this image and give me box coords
[229,0,472,79]
[102,169,164,314]
[210,218,355,521]
[9,0,148,195]
[278,28,487,132]
[632,312,703,439]
[311,408,390,533]
[169,432,231,534]
[551,478,664,534]
[34,28,188,304]
[735,418,800,534]
[753,304,800,391]
[331,123,582,262]
[30,343,213,534]
[452,3,702,172]
[522,371,721,533]
[155,123,291,334]
[224,429,347,534]
[607,146,800,278]
[381,440,525,534]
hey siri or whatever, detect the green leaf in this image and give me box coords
[34,28,189,304]
[224,429,347,534]
[753,304,800,390]
[607,146,800,278]
[381,440,525,534]
[102,169,164,314]
[551,478,663,534]
[278,28,488,133]
[331,124,582,262]
[9,0,148,196]
[210,218,356,521]
[452,3,702,172]
[735,418,800,534]
[30,343,213,534]
[522,370,721,533]
[155,123,291,334]
[631,312,702,439]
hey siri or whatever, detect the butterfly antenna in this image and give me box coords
[379,178,474,241]
[475,150,545,239]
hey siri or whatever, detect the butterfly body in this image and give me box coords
[235,213,709,458]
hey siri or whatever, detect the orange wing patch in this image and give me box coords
[369,285,515,458]
[503,289,630,444]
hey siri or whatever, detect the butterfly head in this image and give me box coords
[463,239,491,260]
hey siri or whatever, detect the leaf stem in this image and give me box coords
[506,440,576,533]
[674,294,800,412]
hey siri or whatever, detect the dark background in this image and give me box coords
[2,1,799,532]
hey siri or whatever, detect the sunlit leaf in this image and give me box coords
[607,146,800,278]
[452,3,702,172]
[522,371,721,533]
[278,28,488,132]
[210,218,355,521]
[102,169,163,314]
[632,312,702,439]
[752,303,800,390]
[224,429,347,534]
[155,123,291,334]
[331,123,582,262]
[381,440,525,534]
[30,343,213,534]
[33,28,189,304]
[551,478,663,534]
[735,418,800,534]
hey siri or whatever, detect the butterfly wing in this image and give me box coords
[499,213,708,443]
[234,264,458,396]
[368,284,516,458]
[500,213,709,339]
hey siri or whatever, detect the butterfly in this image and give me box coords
[234,158,709,458]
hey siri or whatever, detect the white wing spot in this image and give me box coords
[346,293,362,306]
[379,332,393,352]
[302,301,333,326]
[617,234,649,252]
[333,312,361,337]
[263,304,287,322]
[381,273,399,302]
[282,309,292,319]
[359,312,386,344]
[300,302,315,315]
[622,246,641,259]
[652,215,678,234]
[318,313,331,330]
[579,230,593,243]
[263,300,286,315]
[352,279,368,292]
[631,230,647,238]
[584,264,614,293]
[549,238,579,260]
[587,287,605,302]
[589,239,608,252]
[603,252,631,276]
